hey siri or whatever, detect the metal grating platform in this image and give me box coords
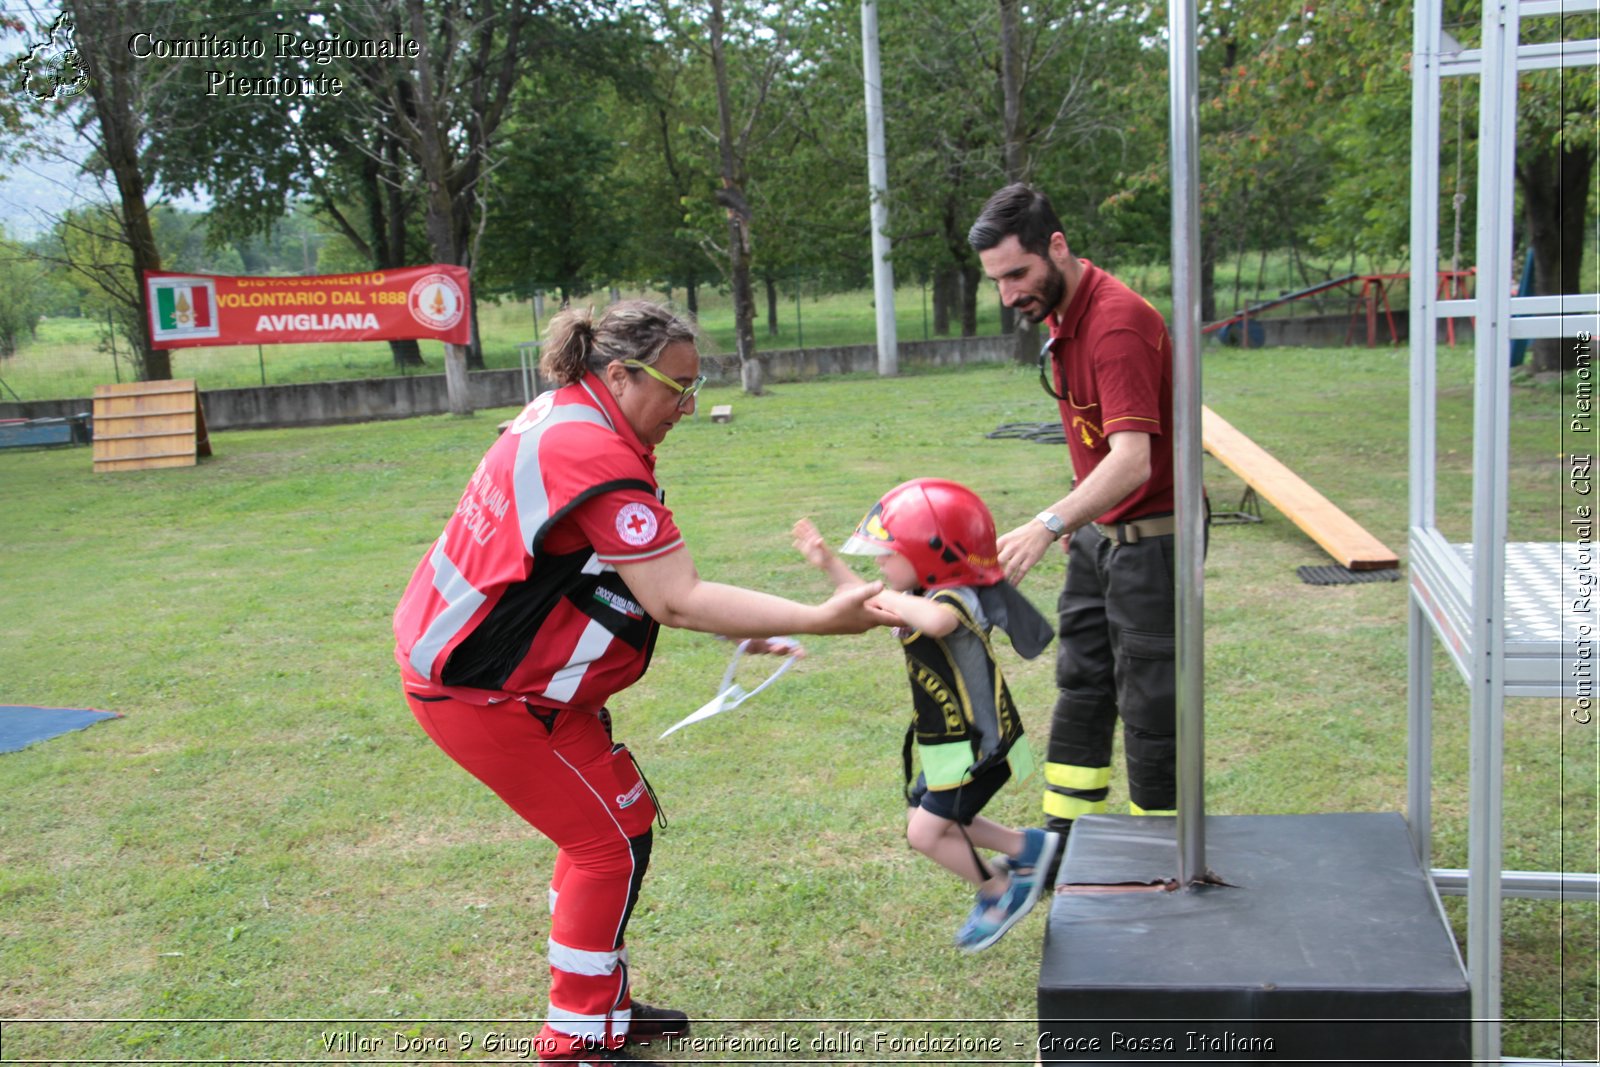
[1409,532,1591,698]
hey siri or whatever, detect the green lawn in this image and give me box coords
[0,345,1592,1061]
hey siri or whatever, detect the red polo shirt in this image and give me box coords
[1046,260,1174,524]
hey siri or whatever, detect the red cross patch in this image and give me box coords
[615,502,659,546]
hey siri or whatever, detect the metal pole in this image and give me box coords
[1466,0,1517,1057]
[258,345,266,387]
[1406,0,1444,871]
[861,0,897,376]
[1167,0,1206,886]
[795,270,803,348]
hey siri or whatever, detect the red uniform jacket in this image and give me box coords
[394,375,683,710]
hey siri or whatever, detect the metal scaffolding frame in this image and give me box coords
[1407,0,1600,1060]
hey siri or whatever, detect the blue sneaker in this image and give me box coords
[954,828,1061,952]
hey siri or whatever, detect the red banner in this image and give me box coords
[144,266,472,349]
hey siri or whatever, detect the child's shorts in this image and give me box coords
[908,761,1012,825]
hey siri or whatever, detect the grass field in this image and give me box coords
[0,344,1594,1062]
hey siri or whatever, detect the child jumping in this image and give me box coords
[794,478,1061,951]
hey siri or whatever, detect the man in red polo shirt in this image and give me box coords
[969,183,1180,852]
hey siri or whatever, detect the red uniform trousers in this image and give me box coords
[406,690,655,1059]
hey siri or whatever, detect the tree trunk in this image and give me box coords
[1522,143,1596,373]
[686,279,699,316]
[1014,319,1039,364]
[732,237,761,393]
[998,0,1028,357]
[234,240,268,274]
[369,133,423,370]
[1200,228,1219,323]
[426,195,470,408]
[68,0,169,381]
[960,263,980,337]
[998,0,1025,180]
[765,273,779,336]
[404,0,471,414]
[933,266,954,336]
[428,169,470,411]
[389,339,424,369]
[709,0,762,394]
[468,297,485,372]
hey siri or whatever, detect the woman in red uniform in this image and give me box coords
[394,300,889,1066]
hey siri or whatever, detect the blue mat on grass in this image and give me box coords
[1,705,122,753]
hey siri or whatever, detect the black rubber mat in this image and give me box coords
[1298,564,1402,585]
[986,421,1066,444]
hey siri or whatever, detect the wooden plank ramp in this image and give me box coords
[1202,405,1398,570]
[92,380,212,473]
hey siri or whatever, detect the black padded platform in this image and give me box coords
[1037,813,1470,1062]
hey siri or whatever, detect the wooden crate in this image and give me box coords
[92,380,212,473]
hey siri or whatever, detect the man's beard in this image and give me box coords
[1017,260,1067,323]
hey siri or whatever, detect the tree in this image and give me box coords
[623,51,721,313]
[140,0,665,390]
[38,0,175,379]
[707,0,767,391]
[477,84,631,305]
[41,204,148,376]
[475,16,655,309]
[876,0,1151,336]
[147,1,435,370]
[749,5,877,320]
[1194,0,1594,369]
[373,0,521,409]
[1518,11,1598,372]
[0,232,52,359]
[655,0,830,393]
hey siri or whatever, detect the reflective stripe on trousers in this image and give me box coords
[1044,522,1179,824]
[405,689,656,1059]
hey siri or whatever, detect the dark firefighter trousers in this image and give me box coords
[1042,520,1181,830]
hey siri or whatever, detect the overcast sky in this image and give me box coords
[3,21,91,240]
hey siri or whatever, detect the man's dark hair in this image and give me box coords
[967,183,1066,258]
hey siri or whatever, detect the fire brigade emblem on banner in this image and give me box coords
[148,276,220,343]
[408,272,465,332]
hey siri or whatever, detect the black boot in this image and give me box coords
[551,1049,662,1067]
[1043,817,1073,887]
[625,1001,689,1044]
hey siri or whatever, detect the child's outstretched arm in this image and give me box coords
[873,588,960,639]
[792,518,865,590]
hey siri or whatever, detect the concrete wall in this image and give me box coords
[702,333,1013,383]
[0,334,1016,432]
[1215,309,1475,348]
[10,319,1477,431]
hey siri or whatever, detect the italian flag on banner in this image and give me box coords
[148,277,219,343]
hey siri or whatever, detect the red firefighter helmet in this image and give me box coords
[839,478,1004,590]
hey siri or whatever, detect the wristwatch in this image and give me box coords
[1034,510,1066,540]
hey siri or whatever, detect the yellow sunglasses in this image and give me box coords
[622,359,706,411]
